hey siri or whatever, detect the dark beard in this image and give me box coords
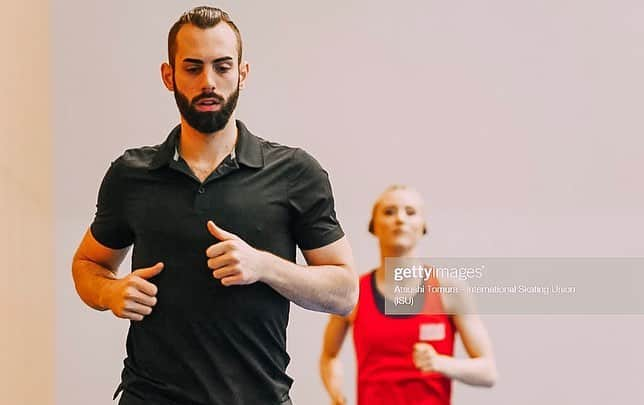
[173,82,239,134]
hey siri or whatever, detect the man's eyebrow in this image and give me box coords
[182,57,234,64]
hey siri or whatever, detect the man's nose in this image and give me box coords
[201,67,217,92]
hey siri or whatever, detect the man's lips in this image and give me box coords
[196,97,220,104]
[194,98,221,111]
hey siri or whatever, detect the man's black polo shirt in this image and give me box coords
[91,120,344,405]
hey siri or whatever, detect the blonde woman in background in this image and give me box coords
[320,185,497,404]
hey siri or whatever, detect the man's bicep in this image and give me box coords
[90,158,135,249]
[301,236,354,269]
[74,227,130,273]
[288,148,345,250]
[301,237,358,316]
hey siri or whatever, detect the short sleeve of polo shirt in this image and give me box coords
[90,159,134,249]
[288,148,344,250]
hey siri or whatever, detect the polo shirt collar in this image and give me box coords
[149,120,264,170]
[234,120,264,168]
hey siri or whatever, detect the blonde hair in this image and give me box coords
[368,185,426,234]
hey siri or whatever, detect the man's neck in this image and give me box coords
[178,117,238,166]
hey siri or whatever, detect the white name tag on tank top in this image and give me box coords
[419,323,446,341]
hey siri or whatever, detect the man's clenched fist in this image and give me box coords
[205,220,266,286]
[103,262,164,321]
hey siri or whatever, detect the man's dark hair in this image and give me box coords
[168,6,243,67]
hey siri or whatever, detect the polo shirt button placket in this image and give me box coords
[195,185,208,211]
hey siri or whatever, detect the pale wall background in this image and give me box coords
[46,1,644,404]
[1,0,54,404]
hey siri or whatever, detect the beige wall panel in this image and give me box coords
[0,1,54,405]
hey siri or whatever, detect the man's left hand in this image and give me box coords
[205,220,267,286]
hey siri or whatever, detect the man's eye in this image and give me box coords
[186,66,201,73]
[406,208,416,215]
[384,209,395,215]
[215,65,232,73]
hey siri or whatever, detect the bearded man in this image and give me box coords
[71,6,357,405]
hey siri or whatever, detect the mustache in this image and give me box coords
[192,92,225,105]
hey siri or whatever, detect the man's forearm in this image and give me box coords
[71,259,117,311]
[259,252,358,315]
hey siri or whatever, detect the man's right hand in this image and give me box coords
[102,262,164,321]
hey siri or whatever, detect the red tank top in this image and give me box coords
[352,271,455,405]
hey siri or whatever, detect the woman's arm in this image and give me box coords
[320,313,353,404]
[413,313,497,387]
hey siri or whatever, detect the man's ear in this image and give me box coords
[238,61,250,90]
[161,62,174,91]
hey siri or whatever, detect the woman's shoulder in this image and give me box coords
[349,270,377,323]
